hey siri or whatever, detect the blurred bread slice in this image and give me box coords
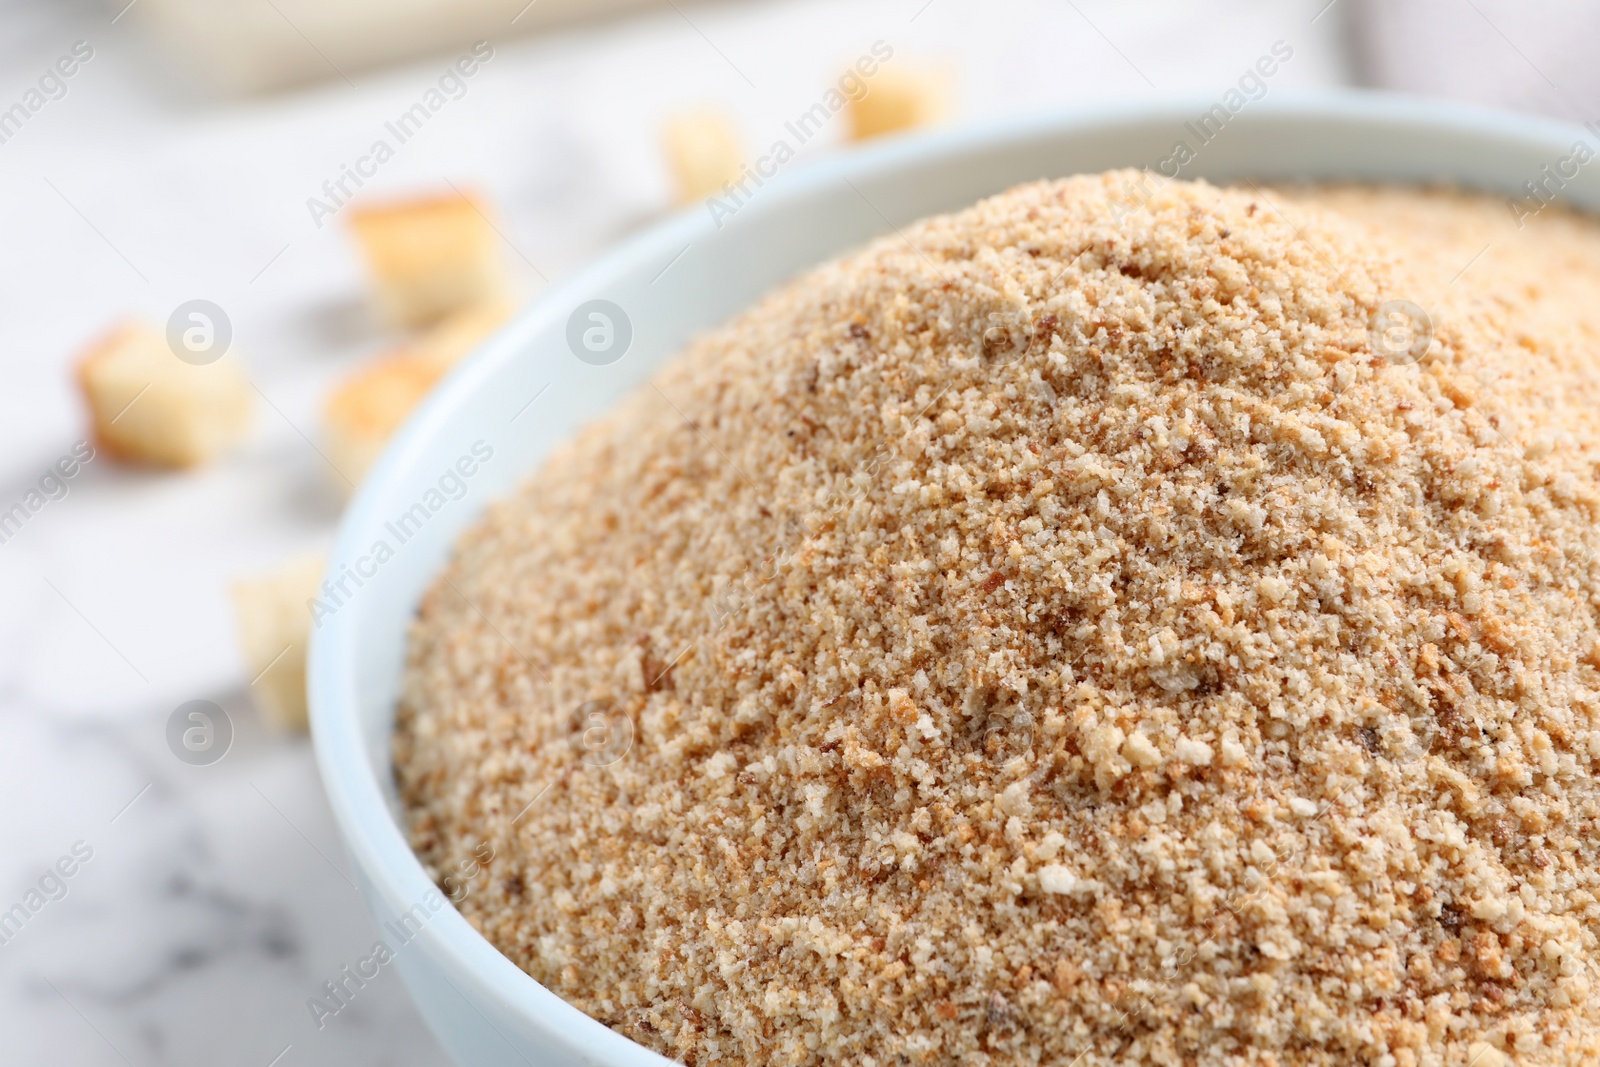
[349,191,507,329]
[662,108,743,203]
[77,320,252,468]
[231,553,324,731]
[323,299,511,491]
[847,64,951,142]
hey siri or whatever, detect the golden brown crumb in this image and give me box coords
[396,173,1600,1066]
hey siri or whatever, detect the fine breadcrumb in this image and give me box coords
[396,173,1600,1067]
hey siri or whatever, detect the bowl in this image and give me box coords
[309,91,1600,1065]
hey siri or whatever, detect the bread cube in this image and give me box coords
[231,553,325,731]
[77,321,252,468]
[662,108,744,203]
[405,295,512,372]
[348,192,506,329]
[324,299,511,490]
[847,65,951,142]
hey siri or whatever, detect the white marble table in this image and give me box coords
[0,1,1352,1062]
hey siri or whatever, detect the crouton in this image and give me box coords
[231,553,325,731]
[348,191,507,328]
[77,320,252,468]
[847,64,951,141]
[662,108,744,203]
[323,299,511,489]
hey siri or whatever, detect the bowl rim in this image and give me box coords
[310,88,1597,1062]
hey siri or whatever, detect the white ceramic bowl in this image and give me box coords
[310,92,1600,1066]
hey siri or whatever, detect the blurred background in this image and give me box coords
[0,1,1593,1063]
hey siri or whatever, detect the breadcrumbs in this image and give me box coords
[396,173,1600,1066]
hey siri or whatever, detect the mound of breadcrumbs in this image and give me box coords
[396,172,1600,1067]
